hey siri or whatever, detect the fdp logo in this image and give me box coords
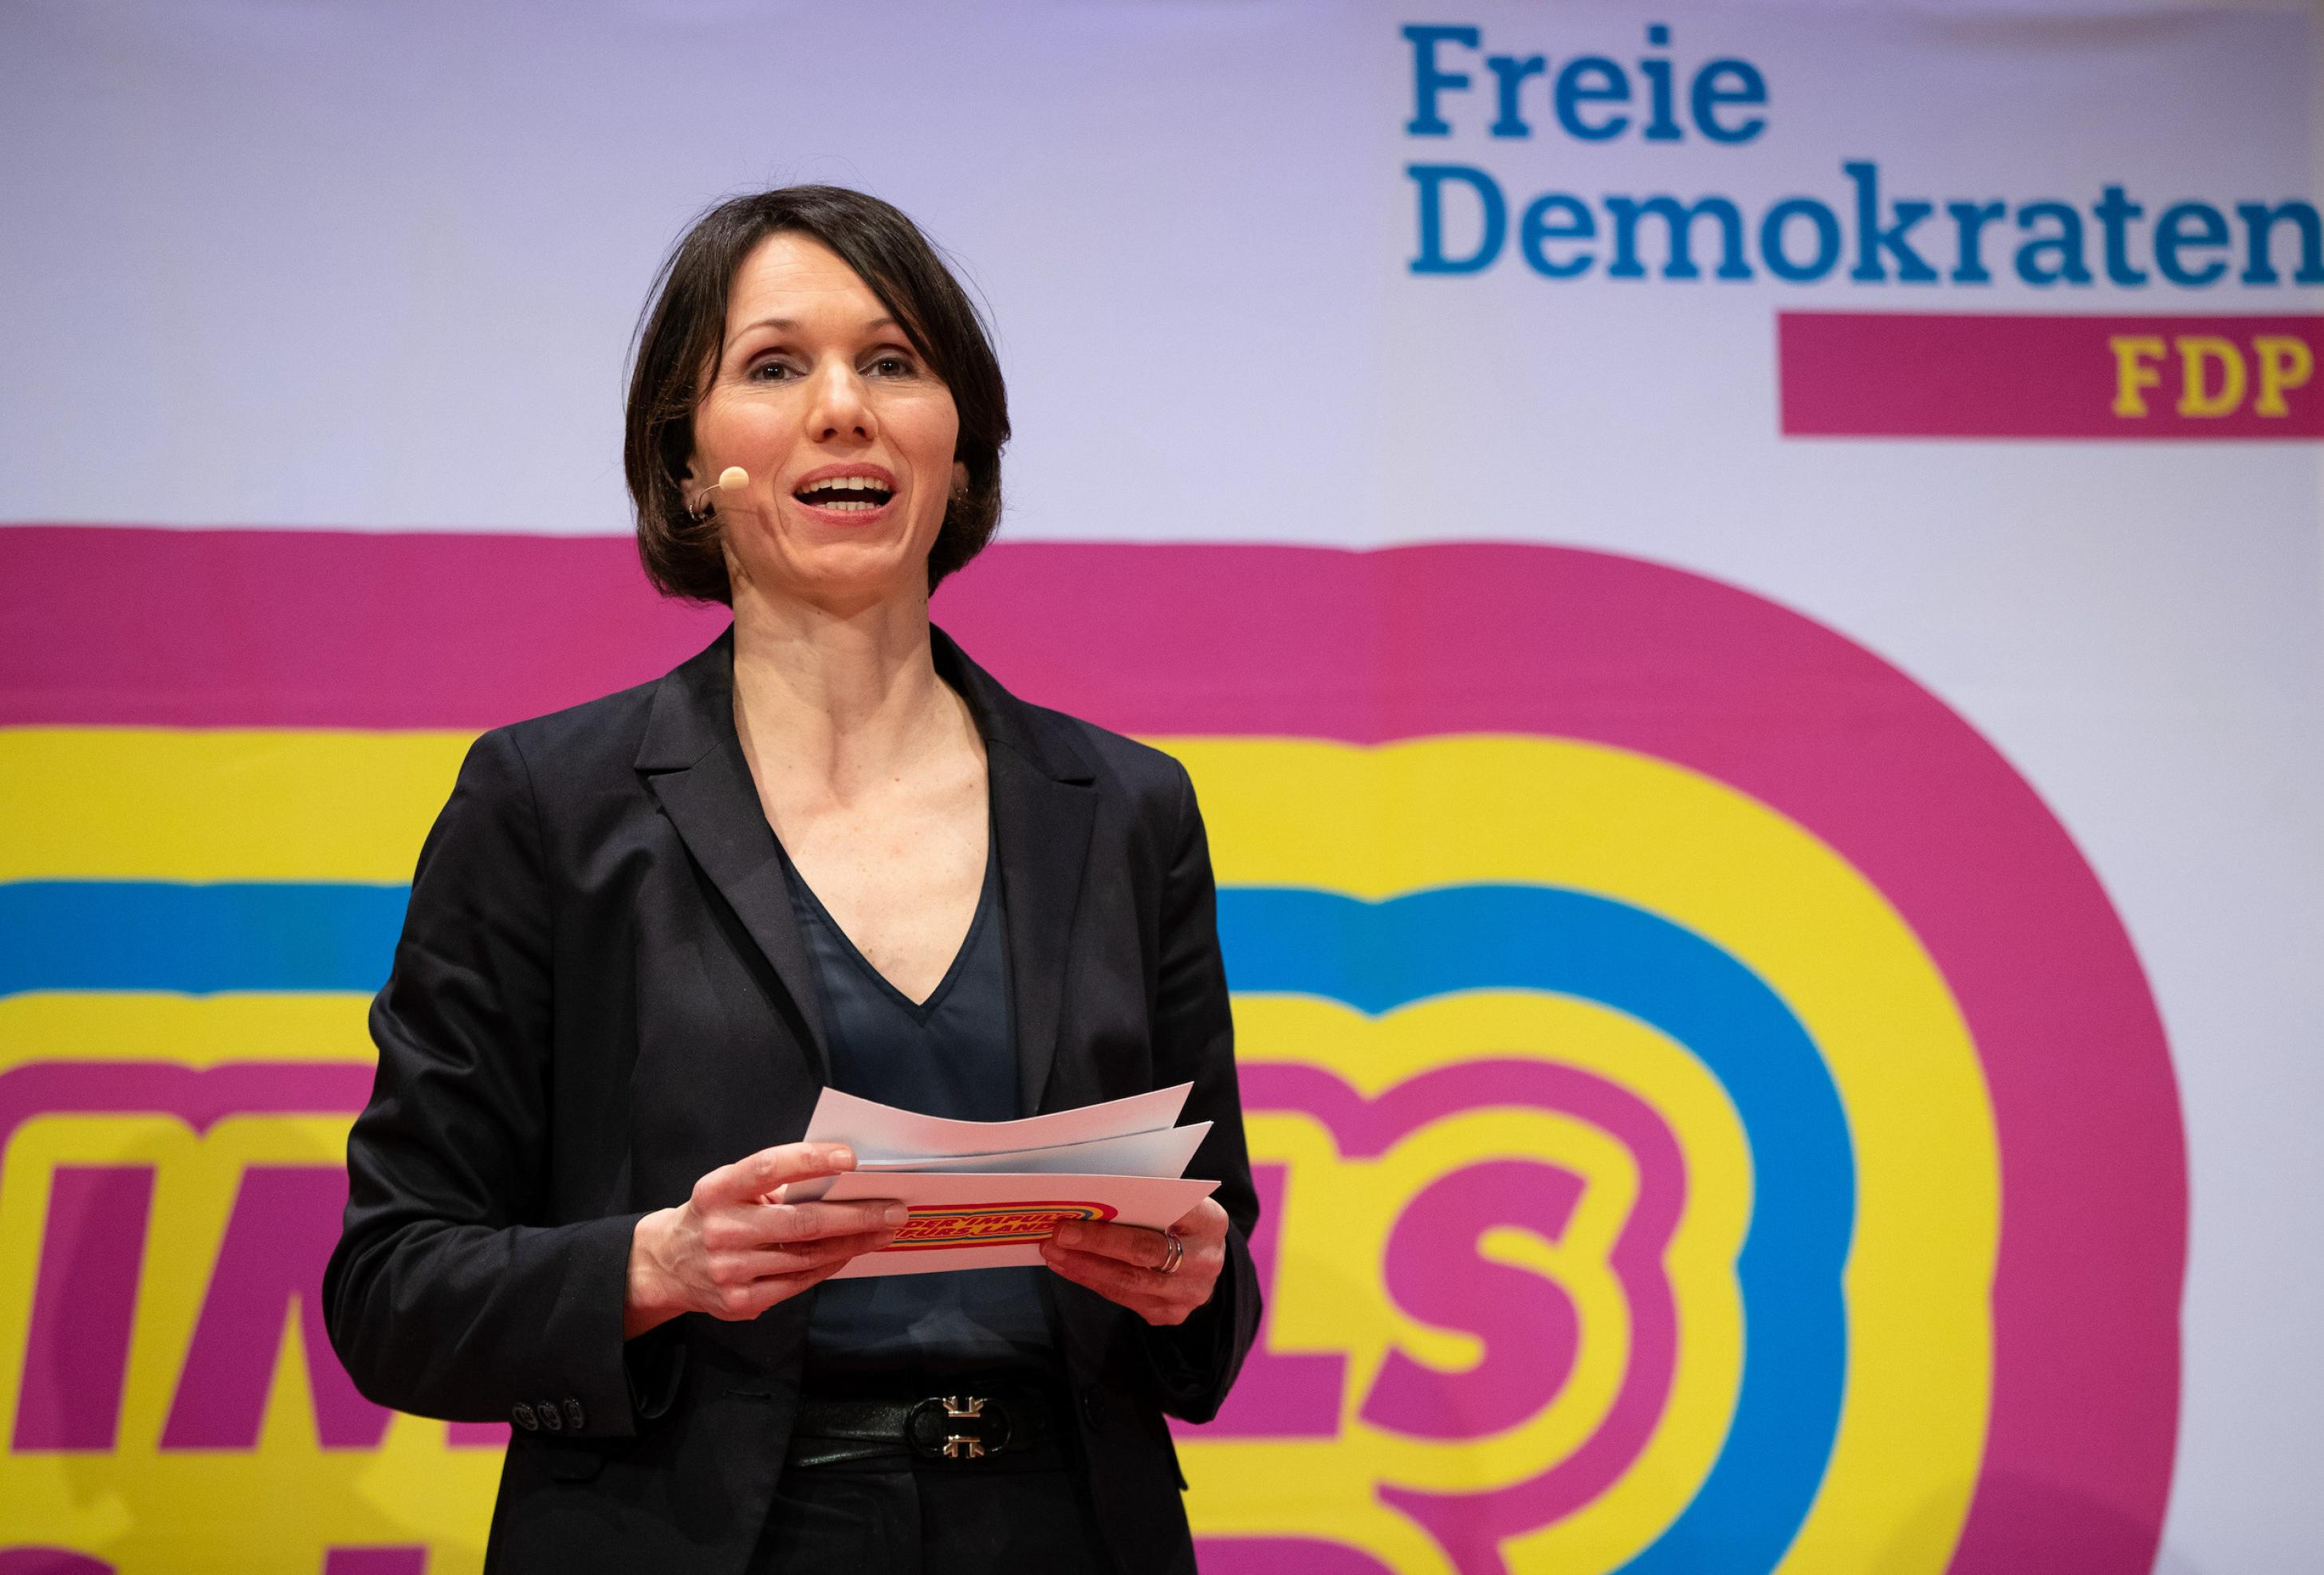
[0,535,2182,1574]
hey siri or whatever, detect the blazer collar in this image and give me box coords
[635,628,832,1081]
[934,628,1099,1115]
[635,624,1098,1114]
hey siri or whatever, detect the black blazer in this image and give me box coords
[324,627,1261,1574]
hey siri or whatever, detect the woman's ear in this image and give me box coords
[950,460,969,499]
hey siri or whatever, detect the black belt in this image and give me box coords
[788,1386,1064,1469]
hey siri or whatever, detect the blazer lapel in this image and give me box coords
[935,630,1098,1116]
[636,631,831,1081]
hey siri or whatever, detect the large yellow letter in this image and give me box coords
[2109,336,2165,417]
[2253,335,2314,419]
[2174,336,2247,418]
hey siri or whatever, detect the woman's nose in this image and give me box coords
[804,362,876,444]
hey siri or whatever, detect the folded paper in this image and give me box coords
[791,1085,1214,1276]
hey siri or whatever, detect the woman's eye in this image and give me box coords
[748,360,797,382]
[865,355,915,378]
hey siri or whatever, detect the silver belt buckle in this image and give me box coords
[907,1393,1013,1462]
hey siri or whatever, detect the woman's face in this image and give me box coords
[688,232,965,614]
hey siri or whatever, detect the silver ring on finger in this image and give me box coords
[1159,1231,1185,1275]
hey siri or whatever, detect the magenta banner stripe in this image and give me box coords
[0,525,726,730]
[1779,312,2324,439]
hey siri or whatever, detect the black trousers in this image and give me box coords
[749,1452,1107,1573]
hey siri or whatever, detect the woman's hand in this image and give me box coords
[1040,1196,1229,1326]
[623,1142,902,1338]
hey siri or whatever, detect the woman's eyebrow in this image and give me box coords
[725,313,900,349]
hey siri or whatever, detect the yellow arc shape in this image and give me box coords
[1161,735,1999,1575]
[0,727,471,883]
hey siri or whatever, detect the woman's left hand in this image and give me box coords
[1040,1197,1229,1325]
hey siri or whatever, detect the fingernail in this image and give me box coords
[1052,1225,1078,1247]
[884,1204,908,1226]
[831,1147,854,1169]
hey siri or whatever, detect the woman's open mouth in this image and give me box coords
[792,474,895,517]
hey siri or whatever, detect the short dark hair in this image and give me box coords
[624,186,1009,601]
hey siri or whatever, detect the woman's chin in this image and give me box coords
[740,541,928,615]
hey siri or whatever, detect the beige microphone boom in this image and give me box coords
[689,466,751,517]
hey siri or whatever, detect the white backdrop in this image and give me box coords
[3,2,2320,1570]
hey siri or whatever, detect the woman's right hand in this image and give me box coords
[623,1142,902,1337]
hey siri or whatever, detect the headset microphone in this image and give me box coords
[689,466,751,518]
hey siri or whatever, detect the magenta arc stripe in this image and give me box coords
[0,524,2181,1566]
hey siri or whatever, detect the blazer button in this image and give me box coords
[538,1400,564,1431]
[1080,1390,1107,1428]
[511,1401,540,1431]
[563,1398,585,1431]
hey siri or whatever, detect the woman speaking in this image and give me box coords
[324,186,1261,1573]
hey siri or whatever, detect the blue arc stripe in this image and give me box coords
[0,880,407,997]
[1219,885,1852,1574]
[0,877,1851,1571]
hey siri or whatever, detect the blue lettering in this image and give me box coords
[1554,57,1631,140]
[1760,198,1842,282]
[2015,201,2094,286]
[1486,54,1547,138]
[1690,59,1767,144]
[1606,195,1752,281]
[2153,202,2227,286]
[2094,186,2149,286]
[1409,164,1508,274]
[1404,25,1481,136]
[2235,201,2324,285]
[1639,26,1681,141]
[1519,195,1595,278]
[1846,161,1938,283]
[1947,200,2005,284]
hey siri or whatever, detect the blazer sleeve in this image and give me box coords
[323,727,647,1439]
[1137,759,1264,1422]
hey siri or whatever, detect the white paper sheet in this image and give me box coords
[816,1170,1220,1278]
[851,1121,1211,1181]
[800,1082,1193,1164]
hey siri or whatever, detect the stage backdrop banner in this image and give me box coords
[2,4,2318,1574]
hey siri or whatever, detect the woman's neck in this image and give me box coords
[726,577,970,801]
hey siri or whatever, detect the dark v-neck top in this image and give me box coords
[781,839,1057,1376]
